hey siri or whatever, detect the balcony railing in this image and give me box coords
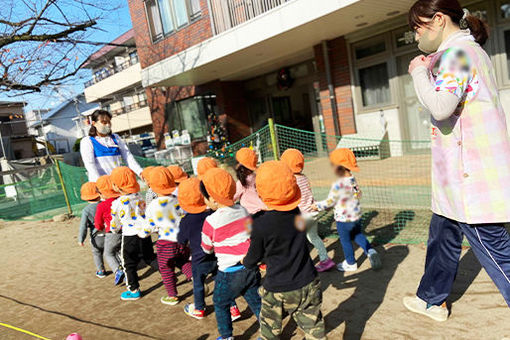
[84,55,139,88]
[109,99,148,117]
[209,0,293,35]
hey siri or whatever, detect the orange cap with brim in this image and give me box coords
[81,182,100,201]
[197,157,218,177]
[236,147,257,171]
[256,161,301,211]
[178,178,207,214]
[110,166,140,194]
[329,148,360,172]
[280,148,304,174]
[167,165,189,183]
[201,168,236,206]
[96,175,120,199]
[148,166,176,196]
[141,166,155,183]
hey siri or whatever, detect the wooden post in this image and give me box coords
[54,160,72,215]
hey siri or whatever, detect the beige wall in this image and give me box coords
[84,63,142,103]
[111,106,152,134]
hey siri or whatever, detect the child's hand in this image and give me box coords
[78,242,84,247]
[311,203,319,211]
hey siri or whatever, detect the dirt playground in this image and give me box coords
[0,218,509,340]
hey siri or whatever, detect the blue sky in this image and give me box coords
[0,1,134,112]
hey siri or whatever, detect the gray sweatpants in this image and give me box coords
[104,233,122,272]
[90,233,105,271]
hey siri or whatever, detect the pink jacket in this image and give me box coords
[234,173,266,215]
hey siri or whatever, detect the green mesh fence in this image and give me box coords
[274,124,433,245]
[0,156,175,221]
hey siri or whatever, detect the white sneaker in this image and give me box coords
[403,296,448,322]
[367,249,382,270]
[337,260,358,272]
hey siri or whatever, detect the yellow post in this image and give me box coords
[268,118,279,160]
[54,160,72,215]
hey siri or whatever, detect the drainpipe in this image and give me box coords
[321,40,341,137]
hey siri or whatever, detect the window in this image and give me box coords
[354,36,386,60]
[145,0,199,42]
[358,63,390,107]
[172,0,188,28]
[189,0,201,20]
[168,97,208,139]
[146,0,164,41]
[158,0,176,34]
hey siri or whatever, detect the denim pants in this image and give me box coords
[213,267,261,338]
[192,259,218,310]
[336,220,371,265]
[417,214,510,307]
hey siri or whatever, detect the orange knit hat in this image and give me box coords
[197,157,218,177]
[256,161,301,211]
[236,147,257,171]
[167,165,189,183]
[201,168,236,206]
[96,175,120,199]
[141,166,155,183]
[110,166,140,194]
[329,148,360,172]
[80,182,100,201]
[178,178,207,213]
[280,148,305,174]
[148,166,176,196]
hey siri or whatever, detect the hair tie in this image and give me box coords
[460,8,470,29]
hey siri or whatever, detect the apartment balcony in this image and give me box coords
[84,57,142,103]
[142,0,414,88]
[110,100,152,133]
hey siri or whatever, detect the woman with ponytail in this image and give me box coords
[80,110,143,181]
[404,0,510,321]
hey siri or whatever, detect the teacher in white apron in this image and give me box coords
[80,110,143,181]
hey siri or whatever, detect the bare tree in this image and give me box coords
[0,0,127,94]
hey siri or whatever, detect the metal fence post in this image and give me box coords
[54,160,72,215]
[268,118,279,160]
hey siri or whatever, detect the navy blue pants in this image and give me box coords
[417,214,510,307]
[336,220,372,265]
[213,268,261,338]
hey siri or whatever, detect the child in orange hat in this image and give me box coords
[178,178,241,321]
[167,165,188,196]
[281,148,335,273]
[79,182,105,278]
[141,166,192,306]
[312,148,381,272]
[196,157,217,178]
[233,148,266,217]
[200,168,261,339]
[141,166,158,205]
[94,175,124,285]
[244,160,325,340]
[110,166,157,300]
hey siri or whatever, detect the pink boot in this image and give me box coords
[66,334,83,340]
[316,259,335,272]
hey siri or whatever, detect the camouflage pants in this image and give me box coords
[259,278,326,340]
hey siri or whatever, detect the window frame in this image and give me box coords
[144,0,201,43]
[351,33,397,113]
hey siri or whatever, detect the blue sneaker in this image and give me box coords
[114,269,125,285]
[121,289,141,301]
[96,270,106,278]
[216,337,234,340]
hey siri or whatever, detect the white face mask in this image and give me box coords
[95,122,111,135]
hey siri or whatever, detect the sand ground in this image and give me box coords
[0,218,509,340]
